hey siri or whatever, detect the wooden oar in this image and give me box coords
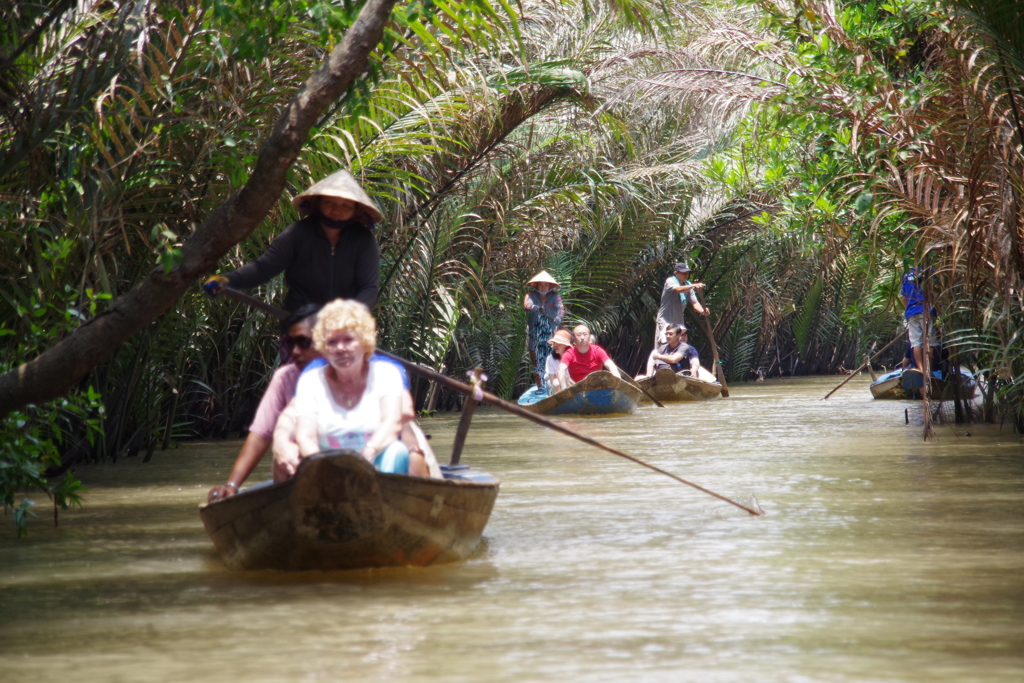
[616,367,665,408]
[863,341,879,382]
[695,290,729,397]
[210,289,762,514]
[864,354,878,382]
[218,287,289,320]
[823,330,907,400]
[378,350,764,516]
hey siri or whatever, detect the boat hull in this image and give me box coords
[637,368,722,403]
[870,368,978,401]
[199,450,500,571]
[517,371,642,415]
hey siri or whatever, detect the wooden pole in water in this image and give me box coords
[449,368,482,465]
[863,341,879,382]
[378,351,764,516]
[921,284,934,440]
[617,367,665,408]
[695,291,729,398]
[823,330,907,399]
[864,354,878,382]
[213,292,763,515]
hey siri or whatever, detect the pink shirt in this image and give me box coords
[248,364,301,440]
[560,344,611,382]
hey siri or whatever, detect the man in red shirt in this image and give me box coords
[558,324,621,387]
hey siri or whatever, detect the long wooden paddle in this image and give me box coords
[218,287,290,320]
[616,367,665,408]
[213,290,763,515]
[378,351,764,516]
[695,291,730,397]
[822,329,907,400]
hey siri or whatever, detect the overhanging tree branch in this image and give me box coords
[0,0,399,417]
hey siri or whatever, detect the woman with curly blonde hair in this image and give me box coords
[287,299,410,475]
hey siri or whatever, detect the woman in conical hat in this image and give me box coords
[203,169,383,321]
[523,270,565,391]
[291,169,383,224]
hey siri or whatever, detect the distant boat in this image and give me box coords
[636,368,722,403]
[200,450,499,571]
[870,367,978,401]
[517,370,642,415]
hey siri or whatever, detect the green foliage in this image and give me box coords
[0,396,100,536]
[2,0,1021,521]
[0,286,104,534]
[792,277,824,357]
[701,0,1023,413]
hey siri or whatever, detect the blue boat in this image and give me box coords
[517,370,642,416]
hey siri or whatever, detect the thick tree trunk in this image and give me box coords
[0,0,398,418]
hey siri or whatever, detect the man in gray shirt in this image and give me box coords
[655,262,709,344]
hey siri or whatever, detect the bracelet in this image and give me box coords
[409,447,424,456]
[225,482,239,492]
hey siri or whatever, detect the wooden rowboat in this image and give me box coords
[199,450,500,571]
[870,367,978,401]
[636,368,722,403]
[516,370,642,416]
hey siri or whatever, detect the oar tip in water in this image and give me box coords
[380,350,763,517]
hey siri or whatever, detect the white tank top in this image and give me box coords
[293,361,404,451]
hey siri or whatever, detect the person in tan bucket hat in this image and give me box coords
[544,328,573,393]
[203,169,383,321]
[523,270,565,390]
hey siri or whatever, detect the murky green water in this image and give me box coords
[2,375,1022,682]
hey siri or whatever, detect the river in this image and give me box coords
[1,375,1022,682]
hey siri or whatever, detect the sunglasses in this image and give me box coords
[285,335,313,350]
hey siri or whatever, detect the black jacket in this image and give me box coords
[226,216,379,312]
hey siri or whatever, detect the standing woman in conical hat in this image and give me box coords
[523,271,565,391]
[203,169,383,315]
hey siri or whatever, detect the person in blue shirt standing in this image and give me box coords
[900,268,939,373]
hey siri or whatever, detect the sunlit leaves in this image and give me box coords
[0,291,109,520]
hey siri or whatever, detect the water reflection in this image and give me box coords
[1,375,1022,682]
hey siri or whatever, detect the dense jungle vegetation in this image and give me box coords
[1,0,1021,529]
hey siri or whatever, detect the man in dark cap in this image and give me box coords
[206,304,323,502]
[655,262,709,344]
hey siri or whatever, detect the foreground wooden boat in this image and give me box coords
[636,368,722,403]
[200,450,500,571]
[870,367,978,401]
[517,370,642,415]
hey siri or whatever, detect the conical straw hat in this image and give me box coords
[291,169,383,223]
[527,270,560,289]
